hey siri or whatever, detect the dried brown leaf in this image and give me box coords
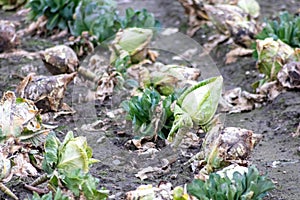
[197,127,261,177]
[0,91,42,138]
[0,49,41,59]
[225,47,254,64]
[203,34,229,53]
[41,45,79,75]
[16,73,77,112]
[0,20,19,53]
[278,61,300,89]
[221,87,266,113]
[11,153,38,178]
[126,183,173,200]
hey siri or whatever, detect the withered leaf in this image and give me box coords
[0,91,42,139]
[41,45,79,75]
[278,61,300,89]
[221,87,266,113]
[126,183,173,200]
[225,47,254,64]
[197,127,261,178]
[0,20,18,53]
[16,73,76,112]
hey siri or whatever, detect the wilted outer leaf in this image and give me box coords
[256,38,297,81]
[277,61,300,89]
[41,45,79,75]
[0,20,18,53]
[16,72,77,112]
[126,183,173,200]
[0,153,11,180]
[200,127,261,175]
[11,153,38,178]
[96,72,122,103]
[141,63,201,96]
[110,28,153,63]
[57,131,98,173]
[0,91,42,140]
[221,87,266,113]
[204,4,257,47]
[237,0,260,18]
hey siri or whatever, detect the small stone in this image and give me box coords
[112,159,121,166]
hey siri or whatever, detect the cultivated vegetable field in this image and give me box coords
[0,0,300,199]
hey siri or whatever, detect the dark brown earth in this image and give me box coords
[0,0,300,200]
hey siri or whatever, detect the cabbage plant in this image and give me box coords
[254,37,298,87]
[122,88,177,139]
[256,12,300,48]
[69,0,159,43]
[27,0,81,31]
[31,132,107,200]
[42,131,98,174]
[187,165,275,200]
[167,76,223,145]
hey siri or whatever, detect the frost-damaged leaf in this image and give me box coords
[277,61,300,89]
[256,38,297,83]
[0,138,43,199]
[177,0,209,36]
[204,4,257,47]
[126,183,173,200]
[0,20,19,53]
[203,34,229,54]
[0,153,11,181]
[0,91,46,144]
[11,153,38,178]
[197,127,261,178]
[110,28,153,64]
[67,32,96,58]
[40,45,79,75]
[16,72,77,112]
[221,87,266,113]
[178,0,260,40]
[135,166,165,181]
[96,71,123,103]
[225,47,254,64]
[139,63,201,96]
